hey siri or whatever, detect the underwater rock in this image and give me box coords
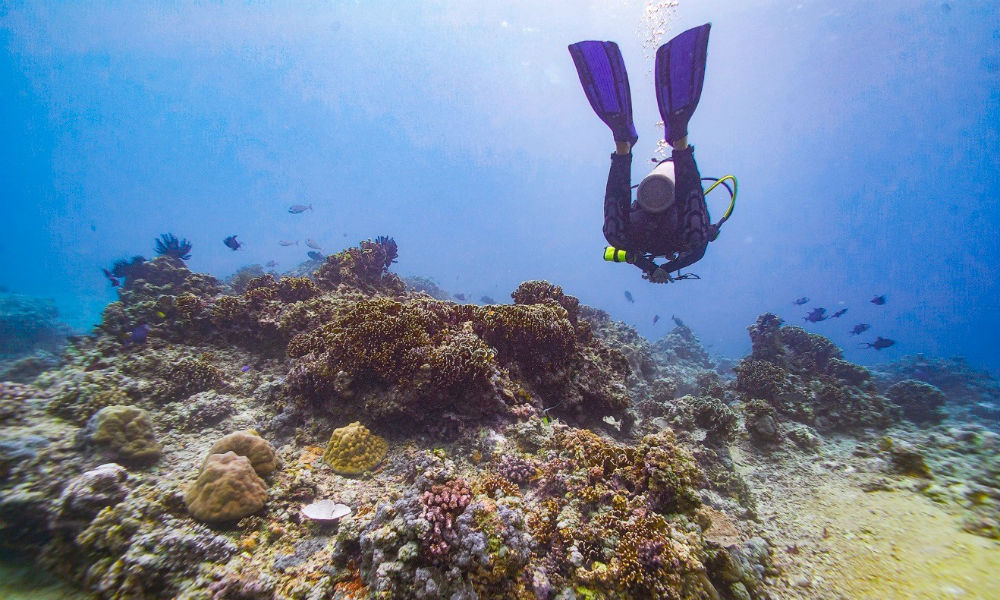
[185,452,267,522]
[872,354,1000,408]
[403,275,451,301]
[76,483,237,597]
[886,440,933,478]
[744,399,781,446]
[84,405,162,464]
[0,381,44,423]
[0,434,49,483]
[52,463,130,530]
[225,263,267,294]
[0,292,72,357]
[207,430,277,477]
[886,379,947,424]
[0,350,62,383]
[323,421,388,476]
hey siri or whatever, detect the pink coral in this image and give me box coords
[421,479,472,558]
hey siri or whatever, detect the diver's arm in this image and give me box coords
[659,242,707,274]
[603,147,658,275]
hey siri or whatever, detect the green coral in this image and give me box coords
[323,421,388,476]
[88,405,162,464]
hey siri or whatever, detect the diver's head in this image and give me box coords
[636,160,675,214]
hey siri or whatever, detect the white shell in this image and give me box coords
[301,500,351,522]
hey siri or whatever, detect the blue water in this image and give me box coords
[1,1,998,371]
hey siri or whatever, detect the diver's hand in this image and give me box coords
[644,268,672,284]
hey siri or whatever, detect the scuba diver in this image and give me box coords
[569,24,736,284]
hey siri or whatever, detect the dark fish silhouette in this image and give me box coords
[624,291,634,303]
[831,308,848,318]
[101,268,121,287]
[278,240,298,246]
[265,260,278,268]
[454,293,467,302]
[804,307,828,322]
[288,204,313,214]
[850,323,871,335]
[860,336,895,350]
[871,295,887,305]
[307,251,324,261]
[305,238,322,250]
[671,315,685,327]
[793,297,810,305]
[128,323,150,345]
[480,295,495,304]
[653,315,660,325]
[223,235,241,250]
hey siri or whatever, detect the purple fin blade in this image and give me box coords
[655,23,711,144]
[568,40,638,145]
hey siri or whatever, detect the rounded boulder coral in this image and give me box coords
[207,430,278,477]
[87,405,162,464]
[185,452,267,522]
[323,421,388,476]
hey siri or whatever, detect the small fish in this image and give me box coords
[223,235,242,250]
[860,336,895,350]
[480,295,495,304]
[305,238,322,250]
[128,323,151,345]
[653,315,660,325]
[101,268,121,287]
[288,204,313,214]
[804,307,828,322]
[793,297,810,305]
[624,290,634,303]
[241,365,252,373]
[454,293,467,302]
[307,251,324,261]
[831,308,848,318]
[265,260,278,268]
[850,323,871,335]
[871,295,887,305]
[671,315,685,328]
[155,311,166,319]
[278,240,298,246]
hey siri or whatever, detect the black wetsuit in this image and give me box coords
[604,145,717,277]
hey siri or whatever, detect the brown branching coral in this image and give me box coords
[314,237,405,295]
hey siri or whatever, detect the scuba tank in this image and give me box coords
[635,159,675,214]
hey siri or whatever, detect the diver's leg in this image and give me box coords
[603,147,633,249]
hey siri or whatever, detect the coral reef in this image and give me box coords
[403,275,451,300]
[886,379,948,424]
[323,421,388,476]
[83,405,162,465]
[734,313,898,433]
[207,430,278,477]
[185,452,268,522]
[0,292,72,357]
[315,236,405,295]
